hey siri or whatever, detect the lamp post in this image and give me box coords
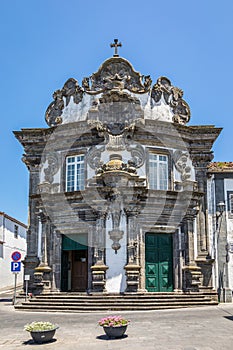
[216,201,225,229]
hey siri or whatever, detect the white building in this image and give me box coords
[207,162,233,302]
[0,212,27,290]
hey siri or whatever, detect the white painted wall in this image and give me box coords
[0,214,27,291]
[105,214,127,293]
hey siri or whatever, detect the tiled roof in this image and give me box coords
[0,212,27,228]
[208,162,233,172]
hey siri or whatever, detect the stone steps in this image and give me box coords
[15,292,218,312]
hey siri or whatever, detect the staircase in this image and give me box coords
[15,292,218,312]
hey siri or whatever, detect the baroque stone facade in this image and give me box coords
[14,42,222,297]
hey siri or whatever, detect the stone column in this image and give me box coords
[191,153,215,290]
[21,159,40,293]
[182,213,202,291]
[191,153,213,257]
[124,213,141,293]
[91,214,108,293]
[51,228,62,292]
[33,210,52,293]
[173,229,183,291]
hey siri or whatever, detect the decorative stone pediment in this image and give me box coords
[151,77,190,125]
[44,47,191,127]
[45,78,84,127]
[82,57,152,95]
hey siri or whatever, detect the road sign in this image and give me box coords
[11,251,21,262]
[11,261,21,272]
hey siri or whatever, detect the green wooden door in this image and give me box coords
[145,233,173,292]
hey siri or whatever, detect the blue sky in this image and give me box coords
[1,0,233,224]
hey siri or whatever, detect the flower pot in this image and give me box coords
[30,328,58,343]
[103,325,128,338]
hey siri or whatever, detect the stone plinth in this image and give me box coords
[183,265,202,292]
[124,264,141,292]
[91,263,108,292]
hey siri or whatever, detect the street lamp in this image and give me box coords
[216,201,225,229]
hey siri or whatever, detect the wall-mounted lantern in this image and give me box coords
[216,201,225,229]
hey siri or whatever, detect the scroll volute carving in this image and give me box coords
[45,78,84,127]
[173,150,191,181]
[151,76,191,125]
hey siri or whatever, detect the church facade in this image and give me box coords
[15,42,222,297]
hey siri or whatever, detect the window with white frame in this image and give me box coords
[66,155,85,192]
[148,153,168,190]
[230,194,233,214]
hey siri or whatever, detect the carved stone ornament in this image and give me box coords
[151,76,191,125]
[96,154,137,175]
[45,78,84,127]
[87,89,144,133]
[173,150,191,181]
[87,119,145,172]
[126,144,145,168]
[43,152,60,183]
[86,145,105,170]
[82,57,151,95]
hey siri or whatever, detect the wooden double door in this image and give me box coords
[145,233,173,292]
[61,249,88,292]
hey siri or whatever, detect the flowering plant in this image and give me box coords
[98,315,130,327]
[24,321,57,332]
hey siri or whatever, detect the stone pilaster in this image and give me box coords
[91,214,108,293]
[191,153,215,290]
[182,213,202,291]
[21,159,41,293]
[33,211,52,293]
[124,215,141,292]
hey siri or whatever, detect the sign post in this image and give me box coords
[13,273,18,305]
[11,251,21,305]
[24,275,30,302]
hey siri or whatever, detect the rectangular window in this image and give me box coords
[149,154,168,190]
[230,194,233,214]
[14,225,18,239]
[66,155,85,192]
[0,243,3,258]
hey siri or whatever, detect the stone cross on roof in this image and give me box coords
[110,39,122,57]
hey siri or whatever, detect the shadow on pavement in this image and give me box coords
[224,316,233,322]
[96,334,128,341]
[22,339,57,346]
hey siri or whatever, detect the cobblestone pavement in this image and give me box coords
[1,298,233,350]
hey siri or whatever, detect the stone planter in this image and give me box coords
[29,328,58,343]
[103,325,128,338]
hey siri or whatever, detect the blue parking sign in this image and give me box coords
[11,261,21,272]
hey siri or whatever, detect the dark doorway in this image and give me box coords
[61,235,88,292]
[71,250,88,291]
[145,233,173,292]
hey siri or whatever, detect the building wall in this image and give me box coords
[0,213,27,290]
[207,172,233,300]
[224,178,233,290]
